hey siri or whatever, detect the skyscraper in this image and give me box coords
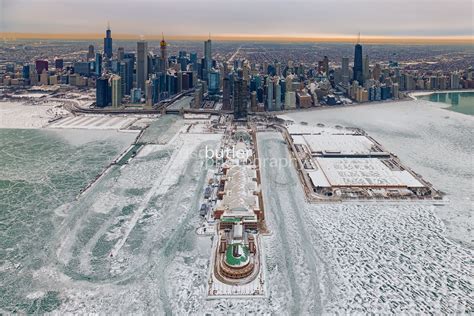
[160,34,168,73]
[250,91,257,112]
[373,63,382,81]
[87,45,95,60]
[145,79,153,107]
[118,61,127,95]
[275,80,282,110]
[190,52,198,72]
[117,47,125,61]
[222,77,231,110]
[152,76,161,104]
[363,54,370,82]
[342,57,349,85]
[54,58,63,70]
[95,52,102,76]
[208,70,220,95]
[104,24,113,59]
[137,40,148,91]
[35,60,48,74]
[204,36,212,77]
[233,77,247,119]
[194,83,203,108]
[323,56,329,74]
[74,62,91,76]
[110,75,122,107]
[266,78,274,111]
[123,53,135,94]
[451,72,460,89]
[22,64,30,80]
[353,43,364,85]
[96,77,110,107]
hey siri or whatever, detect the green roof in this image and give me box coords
[225,243,250,267]
[221,217,241,223]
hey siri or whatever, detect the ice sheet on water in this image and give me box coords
[0,128,133,313]
[0,101,70,129]
[34,133,223,313]
[256,131,473,314]
[37,124,472,314]
[139,115,185,144]
[304,202,472,314]
[2,105,471,313]
[284,100,473,247]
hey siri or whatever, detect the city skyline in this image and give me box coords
[1,0,473,43]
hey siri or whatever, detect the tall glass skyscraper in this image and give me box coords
[353,43,363,85]
[104,24,113,59]
[96,77,110,107]
[204,38,212,77]
[95,53,102,76]
[208,70,220,95]
[137,40,148,91]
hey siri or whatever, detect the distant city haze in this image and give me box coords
[0,0,473,43]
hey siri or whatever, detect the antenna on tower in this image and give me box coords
[162,32,164,41]
[357,32,361,44]
[209,32,211,40]
[107,21,110,30]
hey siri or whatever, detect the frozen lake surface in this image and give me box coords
[0,101,70,129]
[0,100,472,313]
[0,128,135,313]
[283,99,473,248]
[257,132,472,314]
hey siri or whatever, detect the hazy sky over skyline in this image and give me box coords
[1,0,473,37]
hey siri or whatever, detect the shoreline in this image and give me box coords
[268,97,411,116]
[408,89,474,99]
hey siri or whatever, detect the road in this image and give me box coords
[228,45,242,63]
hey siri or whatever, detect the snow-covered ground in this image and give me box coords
[283,99,473,248]
[48,115,138,130]
[166,96,192,111]
[0,101,70,128]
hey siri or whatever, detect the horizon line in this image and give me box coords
[1,32,473,44]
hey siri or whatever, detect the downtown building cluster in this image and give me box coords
[334,42,474,103]
[95,26,202,108]
[192,40,474,113]
[1,28,473,112]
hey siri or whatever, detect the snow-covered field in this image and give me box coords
[48,115,138,130]
[0,101,70,128]
[283,99,473,248]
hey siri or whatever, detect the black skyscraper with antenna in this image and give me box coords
[104,22,113,59]
[353,33,364,85]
